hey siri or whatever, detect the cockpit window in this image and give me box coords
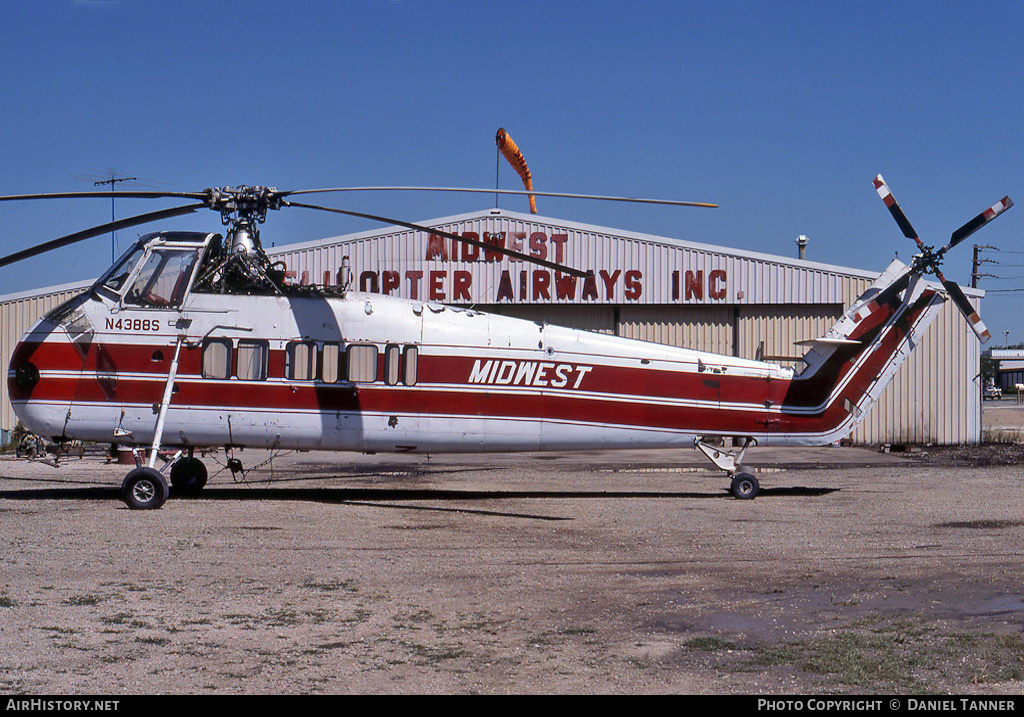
[123,247,202,308]
[102,245,147,293]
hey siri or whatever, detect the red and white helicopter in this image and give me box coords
[1,174,1012,508]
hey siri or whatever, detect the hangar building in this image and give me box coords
[0,207,983,446]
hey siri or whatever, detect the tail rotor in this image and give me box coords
[873,174,1012,343]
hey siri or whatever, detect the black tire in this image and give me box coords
[121,467,169,510]
[730,472,760,500]
[170,457,208,495]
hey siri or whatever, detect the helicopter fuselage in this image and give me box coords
[7,233,946,456]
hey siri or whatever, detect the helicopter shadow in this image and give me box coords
[0,481,840,521]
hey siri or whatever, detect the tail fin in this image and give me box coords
[785,259,947,443]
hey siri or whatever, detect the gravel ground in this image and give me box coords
[1,401,1023,694]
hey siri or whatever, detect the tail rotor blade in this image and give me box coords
[942,196,1014,255]
[939,273,991,343]
[874,175,924,249]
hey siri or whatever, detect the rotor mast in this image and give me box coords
[204,185,281,257]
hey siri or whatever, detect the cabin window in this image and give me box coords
[346,344,378,383]
[384,344,402,385]
[201,339,232,380]
[322,343,343,383]
[403,346,419,386]
[123,247,201,308]
[286,341,318,381]
[237,340,268,381]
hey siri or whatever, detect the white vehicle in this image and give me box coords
[983,380,1003,400]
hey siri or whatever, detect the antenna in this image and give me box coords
[92,174,136,261]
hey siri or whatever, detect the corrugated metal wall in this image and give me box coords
[488,304,616,334]
[736,304,843,368]
[617,305,735,356]
[0,282,90,432]
[849,295,982,445]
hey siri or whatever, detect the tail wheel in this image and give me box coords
[121,467,169,510]
[170,456,208,495]
[730,472,760,500]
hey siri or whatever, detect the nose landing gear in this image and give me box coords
[119,452,209,509]
[121,466,169,510]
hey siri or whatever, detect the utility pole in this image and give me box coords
[972,244,998,288]
[94,175,136,262]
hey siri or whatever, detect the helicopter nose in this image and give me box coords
[7,339,64,440]
[8,341,40,400]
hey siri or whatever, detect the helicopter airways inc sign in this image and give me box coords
[274,218,845,306]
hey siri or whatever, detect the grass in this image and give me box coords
[404,641,470,664]
[302,578,359,594]
[64,594,104,606]
[684,635,738,651]
[751,631,931,690]
[982,427,1023,444]
[682,615,1024,692]
[136,635,171,646]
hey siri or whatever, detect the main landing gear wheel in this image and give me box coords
[170,456,208,495]
[730,472,760,500]
[121,467,169,510]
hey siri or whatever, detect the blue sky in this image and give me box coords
[2,1,1022,342]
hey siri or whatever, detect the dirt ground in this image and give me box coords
[1,402,1024,695]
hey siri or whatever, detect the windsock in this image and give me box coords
[496,127,537,213]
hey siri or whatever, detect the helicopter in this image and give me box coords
[1,172,1012,509]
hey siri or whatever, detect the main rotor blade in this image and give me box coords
[282,200,589,277]
[284,186,718,208]
[942,196,1014,255]
[937,272,991,343]
[873,175,923,249]
[0,202,205,269]
[0,190,206,202]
